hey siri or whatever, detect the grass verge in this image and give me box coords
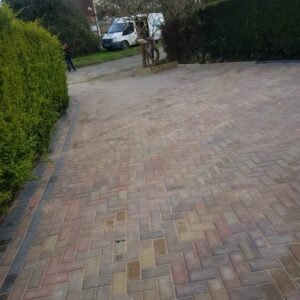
[73,42,163,68]
[74,46,142,67]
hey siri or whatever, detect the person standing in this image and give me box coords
[63,43,76,71]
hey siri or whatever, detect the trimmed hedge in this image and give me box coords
[0,7,68,213]
[163,0,300,63]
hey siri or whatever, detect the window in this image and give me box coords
[108,23,124,34]
[123,23,134,35]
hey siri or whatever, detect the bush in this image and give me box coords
[163,0,300,62]
[0,6,68,213]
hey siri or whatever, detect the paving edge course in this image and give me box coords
[0,98,80,298]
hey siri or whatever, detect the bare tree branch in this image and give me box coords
[95,0,207,20]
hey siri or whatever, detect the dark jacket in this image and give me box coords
[63,46,71,59]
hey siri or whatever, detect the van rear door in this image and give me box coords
[148,13,164,40]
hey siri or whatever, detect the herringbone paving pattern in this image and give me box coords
[1,62,300,299]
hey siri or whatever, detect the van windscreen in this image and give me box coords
[108,23,124,33]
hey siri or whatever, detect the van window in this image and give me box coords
[108,23,124,33]
[123,23,134,35]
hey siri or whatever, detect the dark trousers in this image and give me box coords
[65,56,76,71]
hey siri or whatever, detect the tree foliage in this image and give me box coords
[96,0,160,19]
[95,0,204,20]
[7,0,99,56]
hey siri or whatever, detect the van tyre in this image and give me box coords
[121,41,129,50]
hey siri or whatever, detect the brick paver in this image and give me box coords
[1,62,300,299]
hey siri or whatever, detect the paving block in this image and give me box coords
[279,256,300,278]
[260,283,282,300]
[207,279,229,300]
[228,286,263,300]
[195,240,211,258]
[171,263,188,285]
[141,248,155,269]
[158,275,174,300]
[142,265,170,279]
[219,265,240,289]
[143,290,160,300]
[156,253,182,265]
[288,244,300,263]
[184,251,201,271]
[112,272,127,296]
[200,255,229,268]
[128,261,141,281]
[239,271,272,286]
[189,267,219,282]
[238,240,260,260]
[175,282,208,298]
[270,268,297,296]
[154,239,167,256]
[229,252,250,274]
[127,279,156,294]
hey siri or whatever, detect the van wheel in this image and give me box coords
[121,41,129,50]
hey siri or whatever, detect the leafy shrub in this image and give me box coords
[163,0,300,62]
[0,6,68,213]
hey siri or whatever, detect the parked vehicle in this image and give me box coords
[101,13,164,51]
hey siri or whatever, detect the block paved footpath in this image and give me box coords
[1,61,300,300]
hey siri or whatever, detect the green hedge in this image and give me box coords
[0,7,68,213]
[163,0,300,62]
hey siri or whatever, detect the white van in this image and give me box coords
[102,13,164,50]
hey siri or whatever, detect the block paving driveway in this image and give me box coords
[1,60,300,299]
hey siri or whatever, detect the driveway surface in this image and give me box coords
[68,49,166,85]
[1,59,300,300]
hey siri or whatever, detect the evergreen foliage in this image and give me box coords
[7,0,99,56]
[0,6,69,213]
[163,0,300,62]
